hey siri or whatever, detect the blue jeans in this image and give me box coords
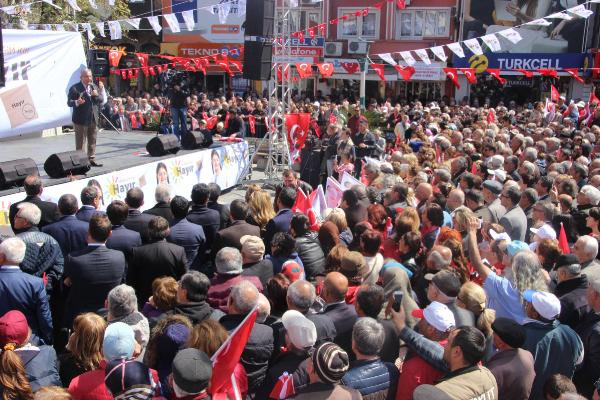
[170,107,187,140]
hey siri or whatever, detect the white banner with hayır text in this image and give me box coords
[0,30,87,138]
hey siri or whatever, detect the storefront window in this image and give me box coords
[337,8,380,39]
[394,9,450,39]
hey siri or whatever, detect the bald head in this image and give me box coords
[323,272,349,303]
[427,245,452,270]
[23,175,43,196]
[287,280,316,312]
[416,183,433,202]
[256,293,271,324]
[447,189,465,212]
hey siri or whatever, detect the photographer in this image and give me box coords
[169,83,190,141]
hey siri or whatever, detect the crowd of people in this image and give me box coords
[2,93,600,400]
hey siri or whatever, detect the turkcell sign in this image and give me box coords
[454,52,591,71]
[288,37,325,47]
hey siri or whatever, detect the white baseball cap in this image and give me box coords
[489,229,512,243]
[530,224,557,240]
[487,169,507,183]
[523,290,561,320]
[411,301,455,332]
[281,310,317,349]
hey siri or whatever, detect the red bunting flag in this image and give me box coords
[396,0,406,9]
[373,1,384,9]
[296,63,313,79]
[462,68,477,84]
[515,69,534,78]
[371,63,386,81]
[551,84,560,102]
[248,115,256,135]
[539,68,558,78]
[318,24,326,36]
[558,223,570,254]
[120,70,127,80]
[217,61,233,76]
[108,49,123,67]
[230,61,242,72]
[127,70,133,79]
[443,68,460,89]
[341,62,359,74]
[394,65,415,81]
[297,31,304,42]
[564,68,583,83]
[308,27,316,38]
[487,68,506,85]
[317,63,334,77]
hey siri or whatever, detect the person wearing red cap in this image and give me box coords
[0,310,60,396]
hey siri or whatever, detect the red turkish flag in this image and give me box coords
[127,70,133,79]
[443,68,460,89]
[293,188,310,214]
[310,119,321,138]
[341,62,359,74]
[371,63,386,81]
[285,113,311,149]
[230,61,242,73]
[558,223,570,254]
[135,53,148,69]
[395,65,415,81]
[551,84,560,102]
[206,116,219,130]
[487,68,506,85]
[487,109,495,123]
[296,63,313,79]
[373,1,384,9]
[210,309,258,397]
[120,70,127,80]
[108,50,123,67]
[539,68,558,78]
[318,24,326,36]
[148,67,156,76]
[297,31,305,42]
[564,68,584,83]
[515,69,534,78]
[317,63,334,77]
[396,0,406,9]
[248,115,256,135]
[308,27,316,38]
[462,68,477,84]
[270,372,295,399]
[217,61,233,76]
[328,113,337,125]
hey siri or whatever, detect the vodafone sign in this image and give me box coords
[273,47,323,57]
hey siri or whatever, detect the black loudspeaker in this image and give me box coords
[245,0,275,36]
[300,147,321,189]
[243,41,273,81]
[44,151,91,178]
[181,131,205,150]
[146,135,180,157]
[88,49,109,78]
[0,25,4,88]
[0,158,39,189]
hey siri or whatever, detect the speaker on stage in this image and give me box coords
[245,0,274,37]
[0,158,39,189]
[243,41,273,81]
[44,151,91,178]
[300,147,321,189]
[88,49,109,78]
[181,131,205,150]
[146,135,180,157]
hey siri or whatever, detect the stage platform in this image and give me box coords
[0,130,253,197]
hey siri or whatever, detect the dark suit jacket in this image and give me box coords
[167,218,205,269]
[143,202,174,225]
[123,209,154,244]
[187,204,220,261]
[63,245,126,328]
[208,201,231,230]
[127,240,187,306]
[215,220,261,253]
[0,267,53,344]
[321,301,357,355]
[264,209,293,254]
[9,195,58,233]
[67,81,103,125]
[42,215,89,257]
[75,205,103,223]
[105,225,142,259]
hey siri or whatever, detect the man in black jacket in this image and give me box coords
[127,216,187,308]
[353,118,375,178]
[67,68,104,166]
[105,200,142,260]
[9,175,58,233]
[76,186,103,222]
[214,199,260,254]
[319,272,357,355]
[143,184,174,224]
[187,183,220,271]
[63,214,126,328]
[553,254,589,329]
[322,123,340,178]
[170,270,222,324]
[123,188,154,244]
[207,183,231,230]
[169,83,189,141]
[573,276,600,398]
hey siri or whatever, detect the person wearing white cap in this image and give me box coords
[256,310,317,398]
[394,302,455,400]
[528,224,557,251]
[521,289,584,400]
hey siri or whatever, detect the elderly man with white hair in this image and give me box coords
[573,185,600,235]
[573,235,600,282]
[143,183,174,224]
[0,237,53,344]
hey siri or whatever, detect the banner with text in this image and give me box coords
[0,30,86,139]
[0,142,249,233]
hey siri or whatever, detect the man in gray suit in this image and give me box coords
[482,180,506,224]
[500,186,527,242]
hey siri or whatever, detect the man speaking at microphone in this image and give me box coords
[67,68,104,167]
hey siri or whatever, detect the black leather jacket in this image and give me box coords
[295,232,325,280]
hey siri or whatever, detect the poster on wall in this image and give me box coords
[0,30,87,138]
[0,142,249,234]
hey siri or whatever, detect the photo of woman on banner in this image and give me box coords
[156,162,170,185]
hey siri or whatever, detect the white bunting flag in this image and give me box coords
[217,2,232,24]
[481,34,501,52]
[399,51,416,66]
[447,42,465,58]
[498,28,522,44]
[525,18,552,26]
[547,11,573,20]
[125,18,141,29]
[379,53,397,66]
[65,0,81,11]
[147,16,162,34]
[569,5,593,18]
[414,49,431,65]
[82,22,94,41]
[163,13,180,33]
[108,20,122,40]
[95,21,105,37]
[463,38,483,55]
[88,0,97,9]
[430,46,447,62]
[182,10,195,31]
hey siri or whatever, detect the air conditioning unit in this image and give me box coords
[324,42,343,57]
[347,40,368,54]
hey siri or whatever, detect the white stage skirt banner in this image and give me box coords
[0,30,87,138]
[0,141,249,232]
